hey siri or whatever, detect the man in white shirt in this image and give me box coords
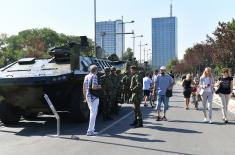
[143,72,152,107]
[83,65,102,136]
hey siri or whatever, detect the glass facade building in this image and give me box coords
[96,20,124,58]
[152,17,178,69]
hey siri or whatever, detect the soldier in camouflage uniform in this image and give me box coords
[100,67,113,121]
[116,69,123,104]
[130,65,143,128]
[110,67,119,114]
[121,71,132,103]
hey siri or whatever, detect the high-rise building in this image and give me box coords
[152,17,178,69]
[96,20,124,58]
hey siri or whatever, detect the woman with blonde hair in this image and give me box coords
[216,68,233,123]
[199,67,215,124]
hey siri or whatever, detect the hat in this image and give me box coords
[111,66,116,71]
[89,65,98,72]
[160,66,166,70]
[104,67,110,72]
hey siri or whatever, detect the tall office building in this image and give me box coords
[152,17,178,69]
[96,20,124,58]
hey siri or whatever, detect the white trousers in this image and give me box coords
[219,94,230,119]
[86,96,99,132]
[202,91,213,119]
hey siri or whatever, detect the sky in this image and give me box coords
[0,0,235,60]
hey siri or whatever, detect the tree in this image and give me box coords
[122,47,133,60]
[0,28,94,67]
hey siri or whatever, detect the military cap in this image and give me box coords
[111,66,116,71]
[104,67,110,72]
[130,65,137,70]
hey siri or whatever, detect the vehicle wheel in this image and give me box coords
[23,112,38,120]
[0,100,21,125]
[69,87,89,122]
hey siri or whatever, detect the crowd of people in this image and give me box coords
[83,64,233,136]
[181,67,233,124]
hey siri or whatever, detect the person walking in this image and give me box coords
[143,72,152,107]
[191,74,200,110]
[83,65,102,136]
[153,66,174,121]
[216,68,233,123]
[182,74,192,110]
[130,65,143,128]
[199,67,215,124]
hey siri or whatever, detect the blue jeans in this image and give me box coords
[155,95,169,112]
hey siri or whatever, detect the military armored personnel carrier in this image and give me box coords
[0,36,121,125]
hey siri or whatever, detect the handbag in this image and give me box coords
[89,76,103,98]
[215,85,221,94]
[166,89,173,97]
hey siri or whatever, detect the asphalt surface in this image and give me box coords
[1,84,235,155]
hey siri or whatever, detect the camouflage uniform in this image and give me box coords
[130,71,143,127]
[110,67,119,114]
[116,70,123,104]
[100,68,113,120]
[121,72,131,103]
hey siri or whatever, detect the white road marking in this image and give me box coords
[99,111,134,134]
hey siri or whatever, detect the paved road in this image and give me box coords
[1,84,235,155]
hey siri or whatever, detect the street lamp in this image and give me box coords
[144,48,151,62]
[120,16,134,60]
[138,41,147,63]
[131,32,143,59]
[94,0,96,55]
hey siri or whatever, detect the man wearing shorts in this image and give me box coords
[153,66,174,121]
[143,72,152,107]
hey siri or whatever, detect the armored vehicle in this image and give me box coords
[0,36,121,125]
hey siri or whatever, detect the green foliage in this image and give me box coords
[123,47,133,60]
[167,59,179,71]
[178,19,235,75]
[0,28,94,67]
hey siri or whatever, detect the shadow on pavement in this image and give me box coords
[56,136,195,155]
[145,123,202,134]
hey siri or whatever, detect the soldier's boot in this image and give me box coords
[135,119,143,128]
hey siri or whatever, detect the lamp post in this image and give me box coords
[138,41,147,63]
[144,48,151,62]
[94,0,96,55]
[120,16,134,60]
[131,32,143,59]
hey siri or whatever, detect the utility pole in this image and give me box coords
[94,0,96,55]
[138,41,147,63]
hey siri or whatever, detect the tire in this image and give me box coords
[0,101,21,125]
[69,87,89,122]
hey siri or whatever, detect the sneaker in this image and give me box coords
[203,118,208,122]
[209,120,213,124]
[162,116,167,121]
[223,118,228,124]
[86,131,98,136]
